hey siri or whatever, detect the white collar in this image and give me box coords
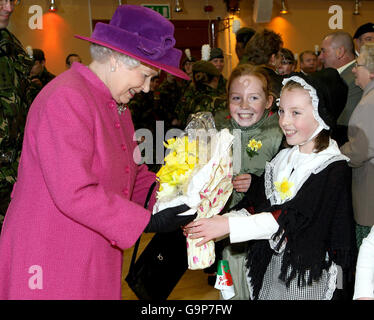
[337,59,356,74]
[265,139,349,205]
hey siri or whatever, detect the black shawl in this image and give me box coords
[234,160,357,300]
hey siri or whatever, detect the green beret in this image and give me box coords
[192,61,220,76]
[210,48,224,60]
[182,56,197,67]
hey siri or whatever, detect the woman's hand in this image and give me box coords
[232,174,252,193]
[183,215,230,247]
[144,204,196,233]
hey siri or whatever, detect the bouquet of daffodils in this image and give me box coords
[155,136,202,201]
[153,112,234,270]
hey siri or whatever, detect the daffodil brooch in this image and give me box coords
[246,139,262,158]
[274,178,294,200]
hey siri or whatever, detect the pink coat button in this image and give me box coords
[108,101,116,109]
[121,144,127,151]
[123,188,129,196]
[115,122,120,129]
[110,240,117,246]
[125,166,130,173]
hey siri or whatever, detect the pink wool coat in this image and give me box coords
[0,63,157,299]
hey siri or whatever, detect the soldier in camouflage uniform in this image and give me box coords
[209,47,227,96]
[129,75,160,134]
[157,72,184,130]
[0,1,35,231]
[176,60,227,127]
[128,75,161,172]
[179,50,195,96]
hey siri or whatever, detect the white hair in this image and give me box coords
[89,43,140,69]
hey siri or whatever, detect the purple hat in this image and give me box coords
[75,5,189,80]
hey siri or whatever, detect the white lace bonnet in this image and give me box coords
[279,76,330,131]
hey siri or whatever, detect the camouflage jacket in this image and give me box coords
[176,82,227,126]
[217,75,227,96]
[157,78,184,130]
[0,29,34,216]
[128,91,160,134]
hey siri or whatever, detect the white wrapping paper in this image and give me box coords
[153,110,234,269]
[153,127,234,269]
[186,144,233,270]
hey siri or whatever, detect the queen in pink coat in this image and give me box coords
[0,5,194,300]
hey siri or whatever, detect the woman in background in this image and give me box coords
[341,43,374,250]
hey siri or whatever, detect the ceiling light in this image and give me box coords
[49,0,57,12]
[224,0,240,14]
[174,0,183,13]
[280,0,288,14]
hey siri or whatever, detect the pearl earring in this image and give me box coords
[111,66,116,72]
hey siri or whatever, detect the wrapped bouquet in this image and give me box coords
[153,112,234,270]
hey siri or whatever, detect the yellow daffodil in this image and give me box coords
[157,183,176,199]
[246,139,263,158]
[248,139,258,151]
[274,178,294,200]
[163,138,176,149]
[156,136,202,199]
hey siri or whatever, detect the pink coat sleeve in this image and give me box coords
[131,163,159,210]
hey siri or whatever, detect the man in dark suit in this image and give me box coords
[299,50,318,75]
[319,31,363,145]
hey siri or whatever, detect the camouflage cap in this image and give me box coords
[192,61,220,76]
